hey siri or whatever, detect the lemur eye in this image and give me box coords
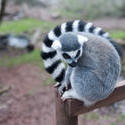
[75,50,80,58]
[62,53,71,59]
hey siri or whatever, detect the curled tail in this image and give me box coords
[41,20,122,83]
[107,38,123,58]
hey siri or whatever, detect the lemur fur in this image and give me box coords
[41,20,121,85]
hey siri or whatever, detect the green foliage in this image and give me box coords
[42,77,54,86]
[59,0,84,19]
[110,123,116,125]
[110,30,125,39]
[0,49,43,68]
[112,0,125,17]
[0,18,124,71]
[82,0,122,19]
[0,18,55,35]
[60,9,83,19]
[59,0,125,20]
[0,18,54,68]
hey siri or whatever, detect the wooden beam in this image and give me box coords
[64,81,125,116]
[55,89,78,125]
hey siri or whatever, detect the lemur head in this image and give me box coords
[52,32,88,67]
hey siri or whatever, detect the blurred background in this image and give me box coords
[0,0,125,125]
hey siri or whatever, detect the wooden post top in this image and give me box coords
[56,81,125,117]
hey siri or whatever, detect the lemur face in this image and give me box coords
[51,33,88,67]
[61,47,83,67]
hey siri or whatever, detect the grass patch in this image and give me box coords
[110,30,125,39]
[0,49,43,68]
[0,18,55,68]
[0,18,125,69]
[58,0,125,20]
[0,18,55,35]
[42,77,54,86]
[116,114,125,123]
[110,123,116,125]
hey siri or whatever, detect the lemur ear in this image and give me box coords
[77,35,88,45]
[51,40,62,50]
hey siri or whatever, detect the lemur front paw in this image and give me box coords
[54,82,61,88]
[61,90,73,101]
[54,82,68,89]
[58,83,66,95]
[54,81,70,96]
[54,82,66,95]
[58,80,71,95]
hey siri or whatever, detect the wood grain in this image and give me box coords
[55,89,78,125]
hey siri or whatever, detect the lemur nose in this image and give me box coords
[69,61,77,67]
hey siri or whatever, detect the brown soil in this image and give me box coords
[0,64,56,125]
[0,64,125,125]
[0,47,29,59]
[93,18,125,30]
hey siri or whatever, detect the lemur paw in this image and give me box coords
[54,82,61,88]
[64,82,69,90]
[58,84,66,96]
[61,89,77,101]
[61,92,72,101]
[57,81,69,95]
[61,96,67,101]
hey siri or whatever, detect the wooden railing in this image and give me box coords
[55,81,125,125]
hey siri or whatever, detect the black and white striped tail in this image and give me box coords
[41,20,122,84]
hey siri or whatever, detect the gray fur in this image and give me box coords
[58,32,121,106]
[59,33,81,51]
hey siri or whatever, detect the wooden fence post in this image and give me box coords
[55,89,78,125]
[55,81,125,125]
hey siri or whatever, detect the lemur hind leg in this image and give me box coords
[61,89,83,101]
[61,89,96,107]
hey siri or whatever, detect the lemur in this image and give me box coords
[41,20,121,106]
[0,34,34,52]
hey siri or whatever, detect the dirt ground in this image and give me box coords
[0,64,86,125]
[0,64,56,125]
[0,63,125,125]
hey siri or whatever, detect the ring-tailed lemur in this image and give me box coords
[0,34,34,52]
[41,20,121,106]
